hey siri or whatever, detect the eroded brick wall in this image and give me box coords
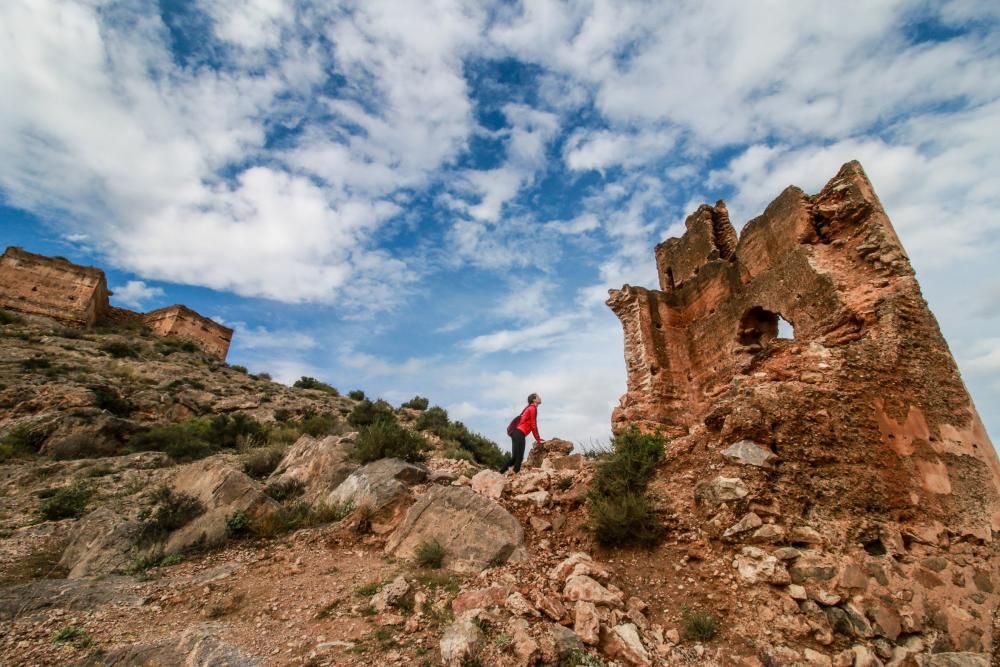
[0,247,109,327]
[144,305,233,361]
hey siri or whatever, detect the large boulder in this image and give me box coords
[58,508,141,579]
[385,486,527,572]
[164,458,281,554]
[525,438,574,468]
[76,622,261,666]
[267,433,358,501]
[326,458,429,510]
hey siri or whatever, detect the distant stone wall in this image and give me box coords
[0,247,233,360]
[0,247,109,327]
[144,305,233,361]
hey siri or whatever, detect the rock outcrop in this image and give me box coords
[385,486,526,572]
[607,161,1000,656]
[268,434,358,502]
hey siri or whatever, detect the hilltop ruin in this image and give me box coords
[0,247,232,360]
[607,161,1000,657]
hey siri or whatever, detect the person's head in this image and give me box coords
[527,393,541,406]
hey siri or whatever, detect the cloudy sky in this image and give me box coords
[2,0,999,450]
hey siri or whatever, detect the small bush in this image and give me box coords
[136,487,205,544]
[588,492,663,547]
[53,327,84,339]
[265,478,305,502]
[130,420,216,461]
[299,413,341,437]
[208,413,265,449]
[267,424,301,447]
[414,406,449,431]
[293,376,339,395]
[680,607,719,641]
[230,364,248,374]
[242,446,285,478]
[560,650,605,667]
[401,396,429,411]
[414,538,445,569]
[255,372,272,382]
[155,337,198,355]
[21,356,52,371]
[353,421,428,464]
[52,626,91,646]
[50,433,117,460]
[1,424,48,460]
[273,408,293,422]
[225,510,250,537]
[91,385,135,417]
[347,389,366,401]
[38,483,91,520]
[589,427,664,498]
[0,309,24,325]
[100,341,140,358]
[348,399,397,428]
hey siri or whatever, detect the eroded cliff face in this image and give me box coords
[608,161,1000,655]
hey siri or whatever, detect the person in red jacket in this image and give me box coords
[501,393,544,474]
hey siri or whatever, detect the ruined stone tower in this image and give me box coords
[607,162,999,656]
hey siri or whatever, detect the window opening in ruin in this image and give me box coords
[777,316,795,340]
[666,268,675,289]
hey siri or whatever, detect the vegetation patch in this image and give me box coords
[0,424,48,461]
[265,478,305,502]
[20,355,51,371]
[39,482,92,520]
[680,607,719,641]
[155,337,199,355]
[225,510,251,537]
[242,446,285,478]
[229,364,248,374]
[100,341,141,359]
[293,376,339,395]
[135,487,205,544]
[586,427,665,547]
[0,309,24,325]
[347,399,397,427]
[53,626,92,647]
[401,395,429,410]
[414,538,446,569]
[132,414,265,461]
[347,389,366,401]
[91,385,135,417]
[299,413,343,437]
[353,421,429,464]
[416,405,509,469]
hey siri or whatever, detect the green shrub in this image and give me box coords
[100,341,140,358]
[91,385,135,417]
[230,364,248,374]
[155,337,199,355]
[242,446,285,478]
[588,492,663,547]
[586,427,666,547]
[299,413,341,436]
[589,427,664,498]
[414,406,449,431]
[560,650,605,666]
[265,478,305,502]
[255,372,272,382]
[347,389,366,401]
[0,424,48,460]
[207,413,265,449]
[401,396,429,410]
[225,510,250,537]
[266,424,301,447]
[50,432,117,460]
[293,376,339,395]
[52,626,90,645]
[136,487,205,544]
[353,422,428,464]
[52,327,84,339]
[348,399,397,427]
[38,483,91,520]
[20,356,51,371]
[278,500,354,532]
[273,408,293,422]
[680,607,719,641]
[130,419,216,461]
[414,538,445,569]
[0,309,23,325]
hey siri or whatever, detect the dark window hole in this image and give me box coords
[863,538,887,556]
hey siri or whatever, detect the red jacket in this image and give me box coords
[517,404,542,442]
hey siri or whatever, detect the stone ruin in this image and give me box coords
[607,162,1000,657]
[0,246,233,360]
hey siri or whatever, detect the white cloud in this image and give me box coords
[230,324,317,351]
[109,280,165,310]
[463,317,575,355]
[963,338,1000,375]
[564,127,678,171]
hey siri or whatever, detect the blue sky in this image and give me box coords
[2,0,999,450]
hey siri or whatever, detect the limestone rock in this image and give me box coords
[513,490,550,508]
[721,440,777,468]
[723,512,762,538]
[165,458,281,555]
[695,476,748,504]
[563,574,623,606]
[327,458,429,511]
[470,469,506,499]
[529,516,552,531]
[543,454,583,471]
[508,618,540,666]
[574,600,600,645]
[600,623,651,666]
[267,433,357,501]
[548,623,585,656]
[58,508,140,579]
[371,575,410,613]
[525,438,574,468]
[506,591,539,617]
[733,546,790,585]
[918,654,988,667]
[451,585,510,615]
[440,617,484,667]
[749,524,786,544]
[385,486,526,572]
[533,590,566,621]
[78,622,261,666]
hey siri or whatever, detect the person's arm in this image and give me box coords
[529,405,542,443]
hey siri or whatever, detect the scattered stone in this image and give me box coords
[505,591,539,617]
[525,438,574,468]
[533,590,566,622]
[721,440,777,468]
[733,547,790,584]
[600,623,651,666]
[748,524,786,544]
[919,654,989,667]
[451,585,510,615]
[788,526,824,545]
[563,575,623,606]
[574,601,600,645]
[529,516,552,532]
[803,647,832,666]
[787,584,807,600]
[773,547,802,561]
[267,433,357,501]
[548,623,584,656]
[723,512,762,538]
[370,575,409,613]
[513,490,550,508]
[470,469,506,500]
[695,476,749,504]
[327,458,429,510]
[440,617,484,667]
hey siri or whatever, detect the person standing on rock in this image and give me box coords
[501,393,545,474]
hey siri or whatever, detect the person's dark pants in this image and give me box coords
[501,429,527,473]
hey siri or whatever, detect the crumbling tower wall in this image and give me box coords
[607,162,1000,656]
[0,247,110,327]
[143,305,233,361]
